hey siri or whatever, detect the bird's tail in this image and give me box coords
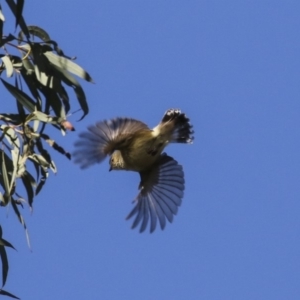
[160,109,194,144]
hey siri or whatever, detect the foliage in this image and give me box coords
[0,0,92,297]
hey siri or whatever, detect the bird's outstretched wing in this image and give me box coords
[73,118,149,169]
[126,154,185,233]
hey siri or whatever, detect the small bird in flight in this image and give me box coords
[73,109,194,233]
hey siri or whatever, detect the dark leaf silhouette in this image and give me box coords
[0,1,92,297]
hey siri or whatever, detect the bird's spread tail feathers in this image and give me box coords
[161,109,194,144]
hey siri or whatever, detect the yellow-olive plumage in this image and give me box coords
[73,109,194,233]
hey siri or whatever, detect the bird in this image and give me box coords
[73,109,194,233]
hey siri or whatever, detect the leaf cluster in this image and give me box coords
[0,0,93,297]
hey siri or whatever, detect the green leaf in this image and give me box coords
[1,150,10,205]
[21,172,34,207]
[51,65,89,120]
[0,125,20,149]
[0,192,4,206]
[25,111,61,125]
[35,180,45,196]
[35,167,47,196]
[28,153,50,169]
[38,76,70,116]
[15,0,24,30]
[0,289,20,299]
[1,56,13,78]
[0,238,16,251]
[10,55,22,69]
[5,0,29,39]
[20,68,42,111]
[0,5,5,22]
[11,199,31,249]
[0,132,20,190]
[50,160,57,173]
[0,34,16,48]
[23,170,36,187]
[0,78,35,112]
[21,55,34,74]
[14,194,26,207]
[38,86,66,120]
[0,114,23,124]
[0,290,20,300]
[33,66,51,87]
[0,5,3,50]
[10,149,19,192]
[44,51,94,83]
[58,84,70,113]
[14,77,27,121]
[28,154,40,181]
[0,245,8,287]
[0,20,3,49]
[74,85,89,120]
[35,139,52,165]
[41,134,71,160]
[26,25,51,42]
[22,26,68,57]
[29,44,54,87]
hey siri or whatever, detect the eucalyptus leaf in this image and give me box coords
[0,192,4,205]
[20,68,43,110]
[0,289,20,299]
[33,119,40,133]
[0,246,8,287]
[26,25,51,42]
[50,65,89,119]
[0,238,15,251]
[0,114,23,124]
[0,20,3,48]
[0,125,20,149]
[28,153,50,168]
[0,34,16,47]
[1,78,35,112]
[30,44,54,87]
[10,199,31,249]
[6,0,29,39]
[44,51,93,82]
[0,5,5,21]
[38,86,66,120]
[74,85,89,120]
[28,155,40,181]
[0,2,93,296]
[58,84,70,113]
[35,180,45,196]
[15,0,24,30]
[35,138,52,165]
[1,150,10,205]
[1,56,14,77]
[14,77,27,120]
[25,111,61,125]
[42,136,71,160]
[21,173,34,207]
[9,149,18,192]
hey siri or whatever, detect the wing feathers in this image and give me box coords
[73,118,148,169]
[126,154,184,233]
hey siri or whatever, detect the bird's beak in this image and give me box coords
[109,166,112,172]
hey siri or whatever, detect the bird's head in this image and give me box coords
[109,150,125,171]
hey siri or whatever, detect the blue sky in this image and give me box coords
[1,1,300,299]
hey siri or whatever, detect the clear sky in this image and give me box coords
[1,1,300,299]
